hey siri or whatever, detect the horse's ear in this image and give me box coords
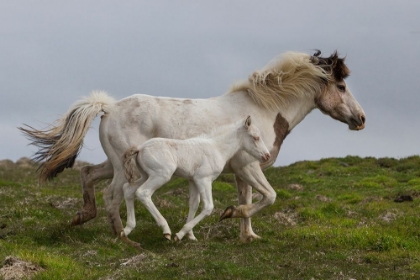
[245,116,251,128]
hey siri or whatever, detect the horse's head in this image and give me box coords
[311,51,366,131]
[242,116,271,162]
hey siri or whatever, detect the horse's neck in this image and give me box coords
[209,127,242,162]
[222,91,316,130]
[282,95,317,129]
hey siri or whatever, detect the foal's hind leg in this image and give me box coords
[122,176,147,237]
[136,174,172,240]
[185,180,200,241]
[71,160,113,226]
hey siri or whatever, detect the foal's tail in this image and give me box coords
[18,91,116,182]
[122,147,140,183]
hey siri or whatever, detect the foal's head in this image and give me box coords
[241,116,271,162]
[311,50,366,131]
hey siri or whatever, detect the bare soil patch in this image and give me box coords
[0,256,44,280]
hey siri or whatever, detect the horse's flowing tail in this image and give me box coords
[18,91,116,182]
[122,147,140,183]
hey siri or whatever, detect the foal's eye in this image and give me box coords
[253,136,260,141]
[337,84,346,92]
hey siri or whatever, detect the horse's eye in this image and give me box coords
[337,84,346,92]
[253,136,260,141]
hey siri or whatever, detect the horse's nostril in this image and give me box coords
[360,115,366,124]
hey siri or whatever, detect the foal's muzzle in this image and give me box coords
[262,153,271,162]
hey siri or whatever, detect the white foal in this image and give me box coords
[122,116,270,242]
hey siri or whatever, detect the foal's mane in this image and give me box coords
[228,51,349,111]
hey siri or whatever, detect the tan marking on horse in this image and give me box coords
[261,113,290,169]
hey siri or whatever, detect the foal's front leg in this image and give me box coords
[175,178,214,241]
[185,180,200,241]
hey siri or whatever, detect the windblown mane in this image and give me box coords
[228,51,348,111]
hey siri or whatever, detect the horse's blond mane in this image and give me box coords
[228,52,329,111]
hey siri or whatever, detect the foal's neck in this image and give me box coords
[210,127,243,162]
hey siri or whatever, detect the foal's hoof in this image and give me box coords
[219,205,237,221]
[163,233,172,241]
[174,233,182,242]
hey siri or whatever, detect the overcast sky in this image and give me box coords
[1,1,419,167]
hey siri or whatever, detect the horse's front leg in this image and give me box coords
[221,163,276,240]
[71,160,113,226]
[234,175,261,242]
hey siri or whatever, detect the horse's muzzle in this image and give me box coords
[350,114,366,131]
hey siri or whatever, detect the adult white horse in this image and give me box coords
[20,50,366,243]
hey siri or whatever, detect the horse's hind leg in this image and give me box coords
[103,171,126,236]
[71,160,113,226]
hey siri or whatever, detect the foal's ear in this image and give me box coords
[245,116,252,128]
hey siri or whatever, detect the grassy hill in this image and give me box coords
[1,156,420,279]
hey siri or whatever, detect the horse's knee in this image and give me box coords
[265,191,276,206]
[80,165,91,179]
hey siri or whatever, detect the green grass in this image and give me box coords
[1,155,420,279]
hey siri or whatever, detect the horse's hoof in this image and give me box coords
[70,210,96,226]
[70,212,83,226]
[219,205,236,221]
[121,235,142,250]
[240,233,261,243]
[163,233,171,241]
